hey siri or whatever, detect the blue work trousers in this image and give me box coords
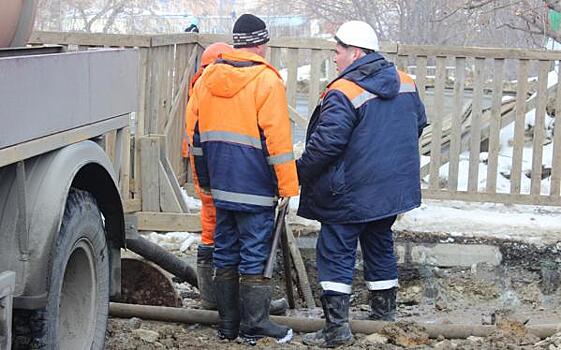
[213,208,274,275]
[317,216,398,295]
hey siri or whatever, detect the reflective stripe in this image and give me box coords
[320,281,352,294]
[365,279,398,291]
[267,152,294,165]
[200,131,262,149]
[211,189,276,206]
[190,146,203,156]
[351,91,377,108]
[399,84,416,93]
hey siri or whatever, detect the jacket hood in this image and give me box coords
[340,52,400,99]
[203,50,278,98]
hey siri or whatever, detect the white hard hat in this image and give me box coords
[335,21,379,51]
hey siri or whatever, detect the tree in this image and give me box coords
[293,0,544,48]
[35,0,209,34]
[442,0,561,45]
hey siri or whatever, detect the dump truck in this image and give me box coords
[0,1,138,349]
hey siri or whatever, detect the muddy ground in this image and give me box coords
[106,229,561,349]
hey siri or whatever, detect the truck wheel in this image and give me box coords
[13,188,109,350]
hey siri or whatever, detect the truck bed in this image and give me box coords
[0,48,138,166]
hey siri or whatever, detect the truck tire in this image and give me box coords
[13,188,109,350]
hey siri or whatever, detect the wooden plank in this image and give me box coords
[397,55,408,71]
[285,222,316,309]
[286,48,298,109]
[428,56,446,189]
[531,60,549,196]
[197,36,393,53]
[269,37,335,51]
[327,57,337,82]
[104,130,117,164]
[550,67,561,197]
[137,48,149,138]
[280,224,296,309]
[28,32,399,55]
[139,137,161,212]
[147,47,162,135]
[419,100,515,179]
[150,33,199,47]
[113,126,124,178]
[422,189,561,207]
[196,34,231,47]
[158,135,190,213]
[398,44,561,60]
[137,212,201,232]
[468,58,485,192]
[164,47,198,137]
[158,46,172,135]
[132,135,142,201]
[162,155,190,213]
[288,105,308,128]
[486,58,505,193]
[448,57,465,191]
[415,56,428,105]
[167,45,175,117]
[270,47,282,70]
[380,42,398,54]
[0,115,129,168]
[308,49,322,114]
[124,198,141,214]
[510,59,529,194]
[121,127,131,200]
[159,162,183,213]
[30,31,152,47]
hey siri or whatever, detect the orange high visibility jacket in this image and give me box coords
[186,50,299,212]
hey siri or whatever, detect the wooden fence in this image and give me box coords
[30,31,561,216]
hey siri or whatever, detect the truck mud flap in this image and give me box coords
[0,271,16,350]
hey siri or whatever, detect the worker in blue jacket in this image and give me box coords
[298,20,427,348]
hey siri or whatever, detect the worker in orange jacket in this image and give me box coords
[185,42,289,315]
[186,14,298,343]
[183,42,234,311]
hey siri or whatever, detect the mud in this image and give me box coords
[107,230,561,349]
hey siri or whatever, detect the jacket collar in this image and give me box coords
[221,50,282,80]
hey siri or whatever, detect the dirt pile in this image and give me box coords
[380,321,431,347]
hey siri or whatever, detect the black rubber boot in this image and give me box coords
[239,275,293,344]
[196,244,217,310]
[369,287,397,321]
[213,268,240,340]
[302,294,353,348]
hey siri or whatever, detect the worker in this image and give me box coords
[184,42,289,316]
[185,14,298,343]
[297,20,427,347]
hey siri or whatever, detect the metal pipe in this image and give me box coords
[109,303,561,339]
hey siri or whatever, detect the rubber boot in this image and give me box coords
[239,275,293,344]
[213,268,240,340]
[302,294,354,348]
[196,244,217,310]
[369,287,397,321]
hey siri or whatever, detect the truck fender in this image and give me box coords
[14,140,124,308]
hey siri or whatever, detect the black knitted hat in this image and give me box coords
[233,14,270,48]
